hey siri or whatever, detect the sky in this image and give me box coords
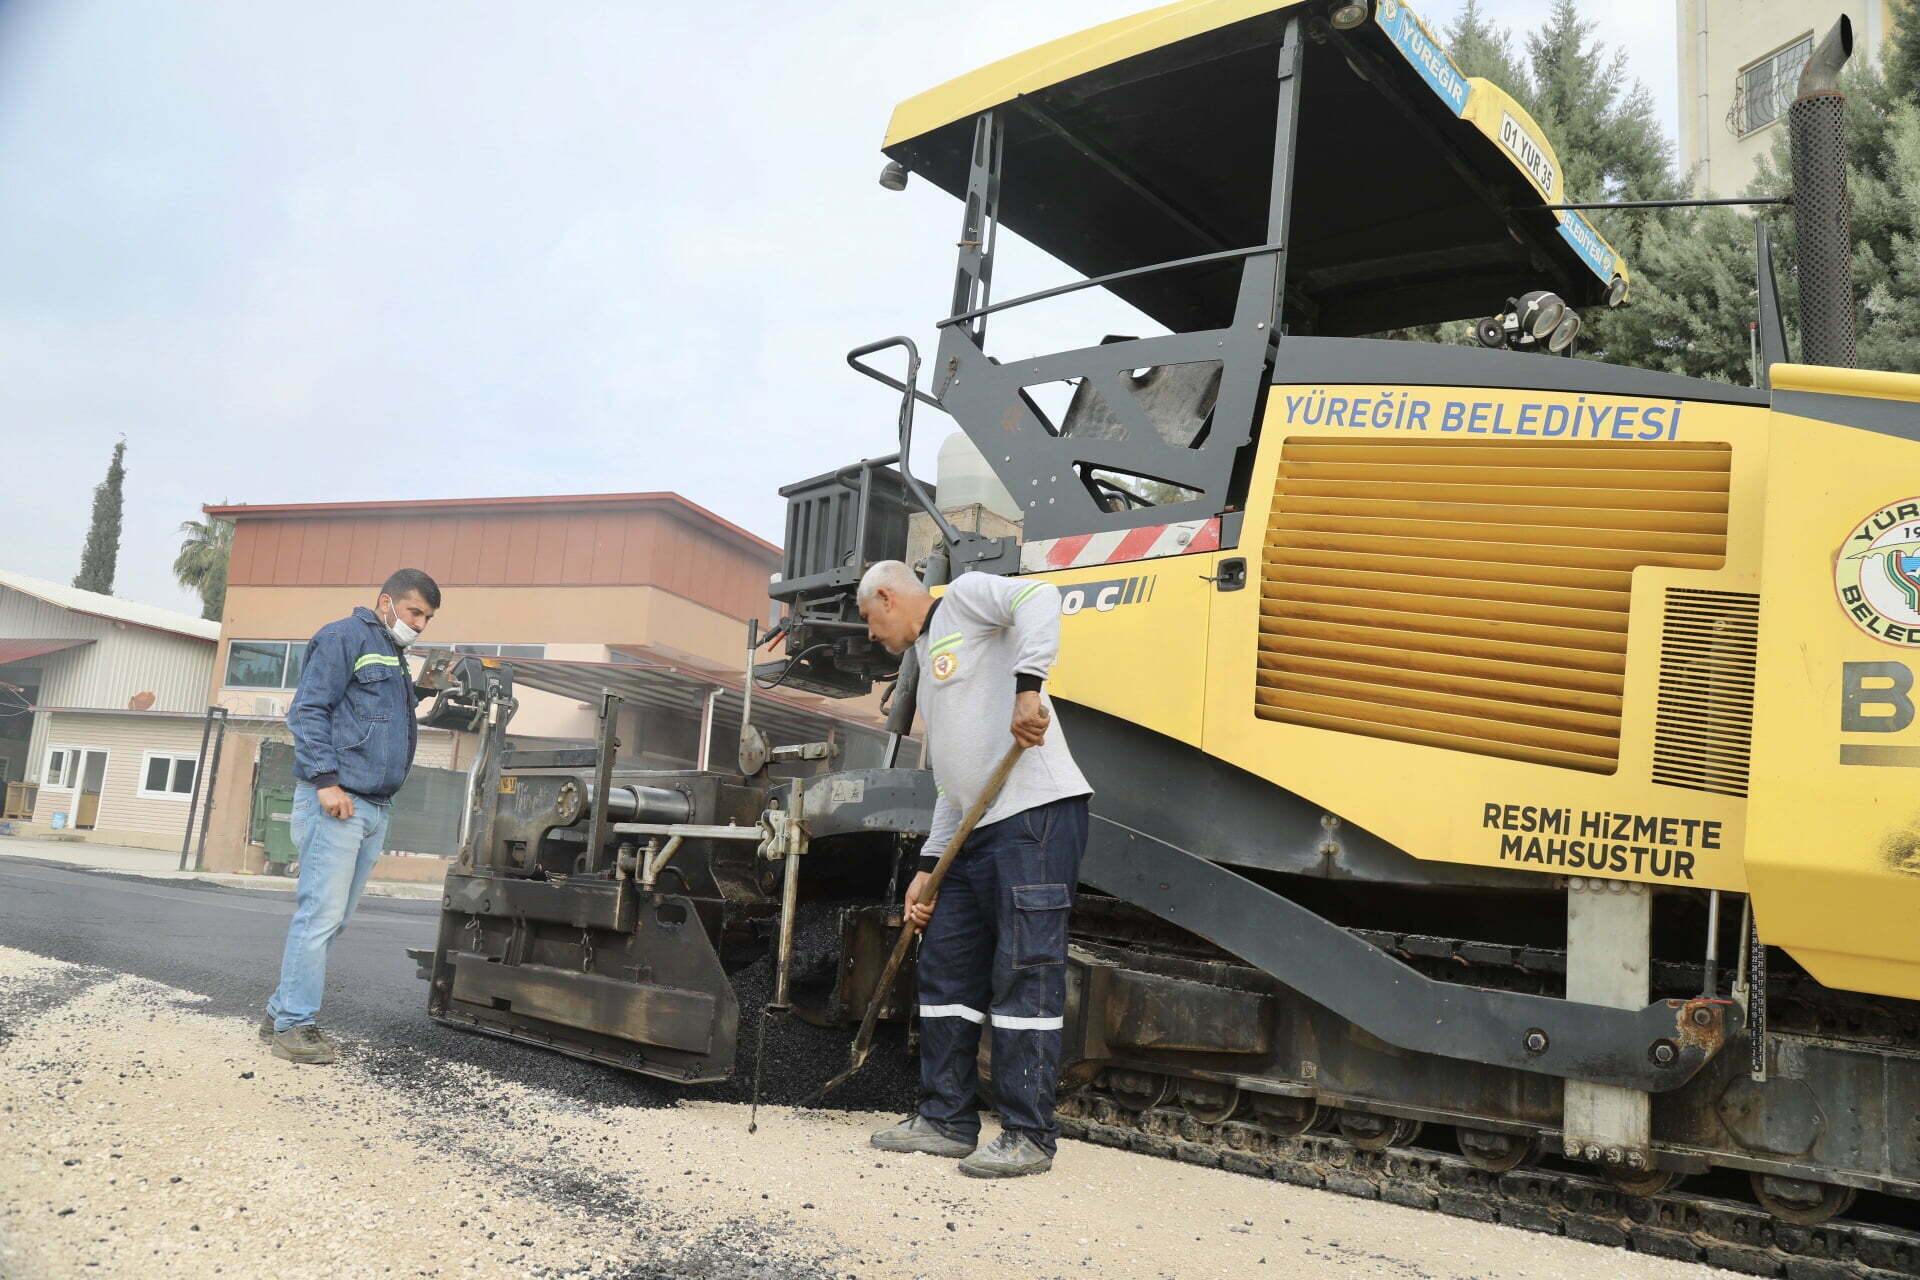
[3,0,1677,616]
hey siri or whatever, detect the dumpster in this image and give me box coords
[253,785,297,874]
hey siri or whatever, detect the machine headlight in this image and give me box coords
[1547,311,1582,353]
[1329,2,1369,30]
[1607,274,1629,307]
[878,160,909,192]
[1515,290,1567,341]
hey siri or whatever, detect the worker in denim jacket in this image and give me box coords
[263,568,445,1064]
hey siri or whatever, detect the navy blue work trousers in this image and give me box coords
[915,794,1089,1155]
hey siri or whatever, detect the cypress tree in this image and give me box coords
[72,438,126,596]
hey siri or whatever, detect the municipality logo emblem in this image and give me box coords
[931,650,958,680]
[1836,498,1920,647]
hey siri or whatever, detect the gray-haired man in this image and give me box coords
[856,560,1092,1178]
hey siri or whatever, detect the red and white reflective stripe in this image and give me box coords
[1019,517,1221,573]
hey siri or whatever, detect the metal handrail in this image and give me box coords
[846,337,962,550]
[935,241,1284,329]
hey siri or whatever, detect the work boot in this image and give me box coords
[269,1024,338,1065]
[259,1016,337,1051]
[870,1114,976,1158]
[958,1130,1053,1178]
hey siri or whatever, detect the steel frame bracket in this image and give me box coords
[915,17,1306,545]
[1081,823,1741,1092]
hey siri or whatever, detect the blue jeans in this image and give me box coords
[916,794,1089,1155]
[266,781,390,1032]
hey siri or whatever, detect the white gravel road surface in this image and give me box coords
[0,945,1731,1280]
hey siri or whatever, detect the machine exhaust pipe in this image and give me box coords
[1789,15,1856,368]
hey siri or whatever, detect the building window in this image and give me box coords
[43,748,76,789]
[138,752,199,800]
[225,640,307,689]
[1731,35,1813,135]
[450,643,547,660]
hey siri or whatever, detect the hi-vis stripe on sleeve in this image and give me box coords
[1010,582,1044,610]
[353,653,402,673]
[920,1004,986,1023]
[928,632,964,656]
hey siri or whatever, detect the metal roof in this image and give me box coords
[881,0,1626,334]
[204,492,780,561]
[0,569,220,643]
[0,638,93,665]
[428,648,903,759]
[885,0,1286,147]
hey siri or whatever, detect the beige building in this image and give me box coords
[193,491,893,881]
[0,568,221,850]
[1677,0,1897,196]
[202,490,883,756]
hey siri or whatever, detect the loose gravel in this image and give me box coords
[0,944,1732,1280]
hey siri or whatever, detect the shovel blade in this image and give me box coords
[807,1045,872,1106]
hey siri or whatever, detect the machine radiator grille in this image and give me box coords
[1651,588,1758,797]
[1256,436,1732,773]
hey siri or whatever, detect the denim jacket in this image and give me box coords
[287,606,421,801]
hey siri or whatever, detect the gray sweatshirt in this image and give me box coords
[916,571,1093,868]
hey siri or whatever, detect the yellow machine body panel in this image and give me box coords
[1044,381,1777,894]
[1746,364,1920,999]
[1043,559,1213,748]
[1207,383,1770,893]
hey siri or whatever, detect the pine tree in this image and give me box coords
[1387,1,1679,354]
[1444,0,1530,103]
[1390,0,1919,381]
[1517,0,1681,366]
[1594,206,1761,382]
[72,438,126,596]
[173,514,233,623]
[1887,0,1920,101]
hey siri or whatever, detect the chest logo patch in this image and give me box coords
[931,650,959,680]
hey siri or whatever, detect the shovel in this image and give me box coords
[805,740,1028,1104]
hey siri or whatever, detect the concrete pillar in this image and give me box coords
[199,734,267,874]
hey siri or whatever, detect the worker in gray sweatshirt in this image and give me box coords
[855,559,1092,1178]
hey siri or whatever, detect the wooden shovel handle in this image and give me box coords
[860,744,1027,1040]
[906,742,1027,925]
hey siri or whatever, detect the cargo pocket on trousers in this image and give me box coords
[1011,883,1071,970]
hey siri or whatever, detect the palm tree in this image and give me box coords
[174,515,233,622]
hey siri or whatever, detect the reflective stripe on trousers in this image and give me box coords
[915,794,1089,1156]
